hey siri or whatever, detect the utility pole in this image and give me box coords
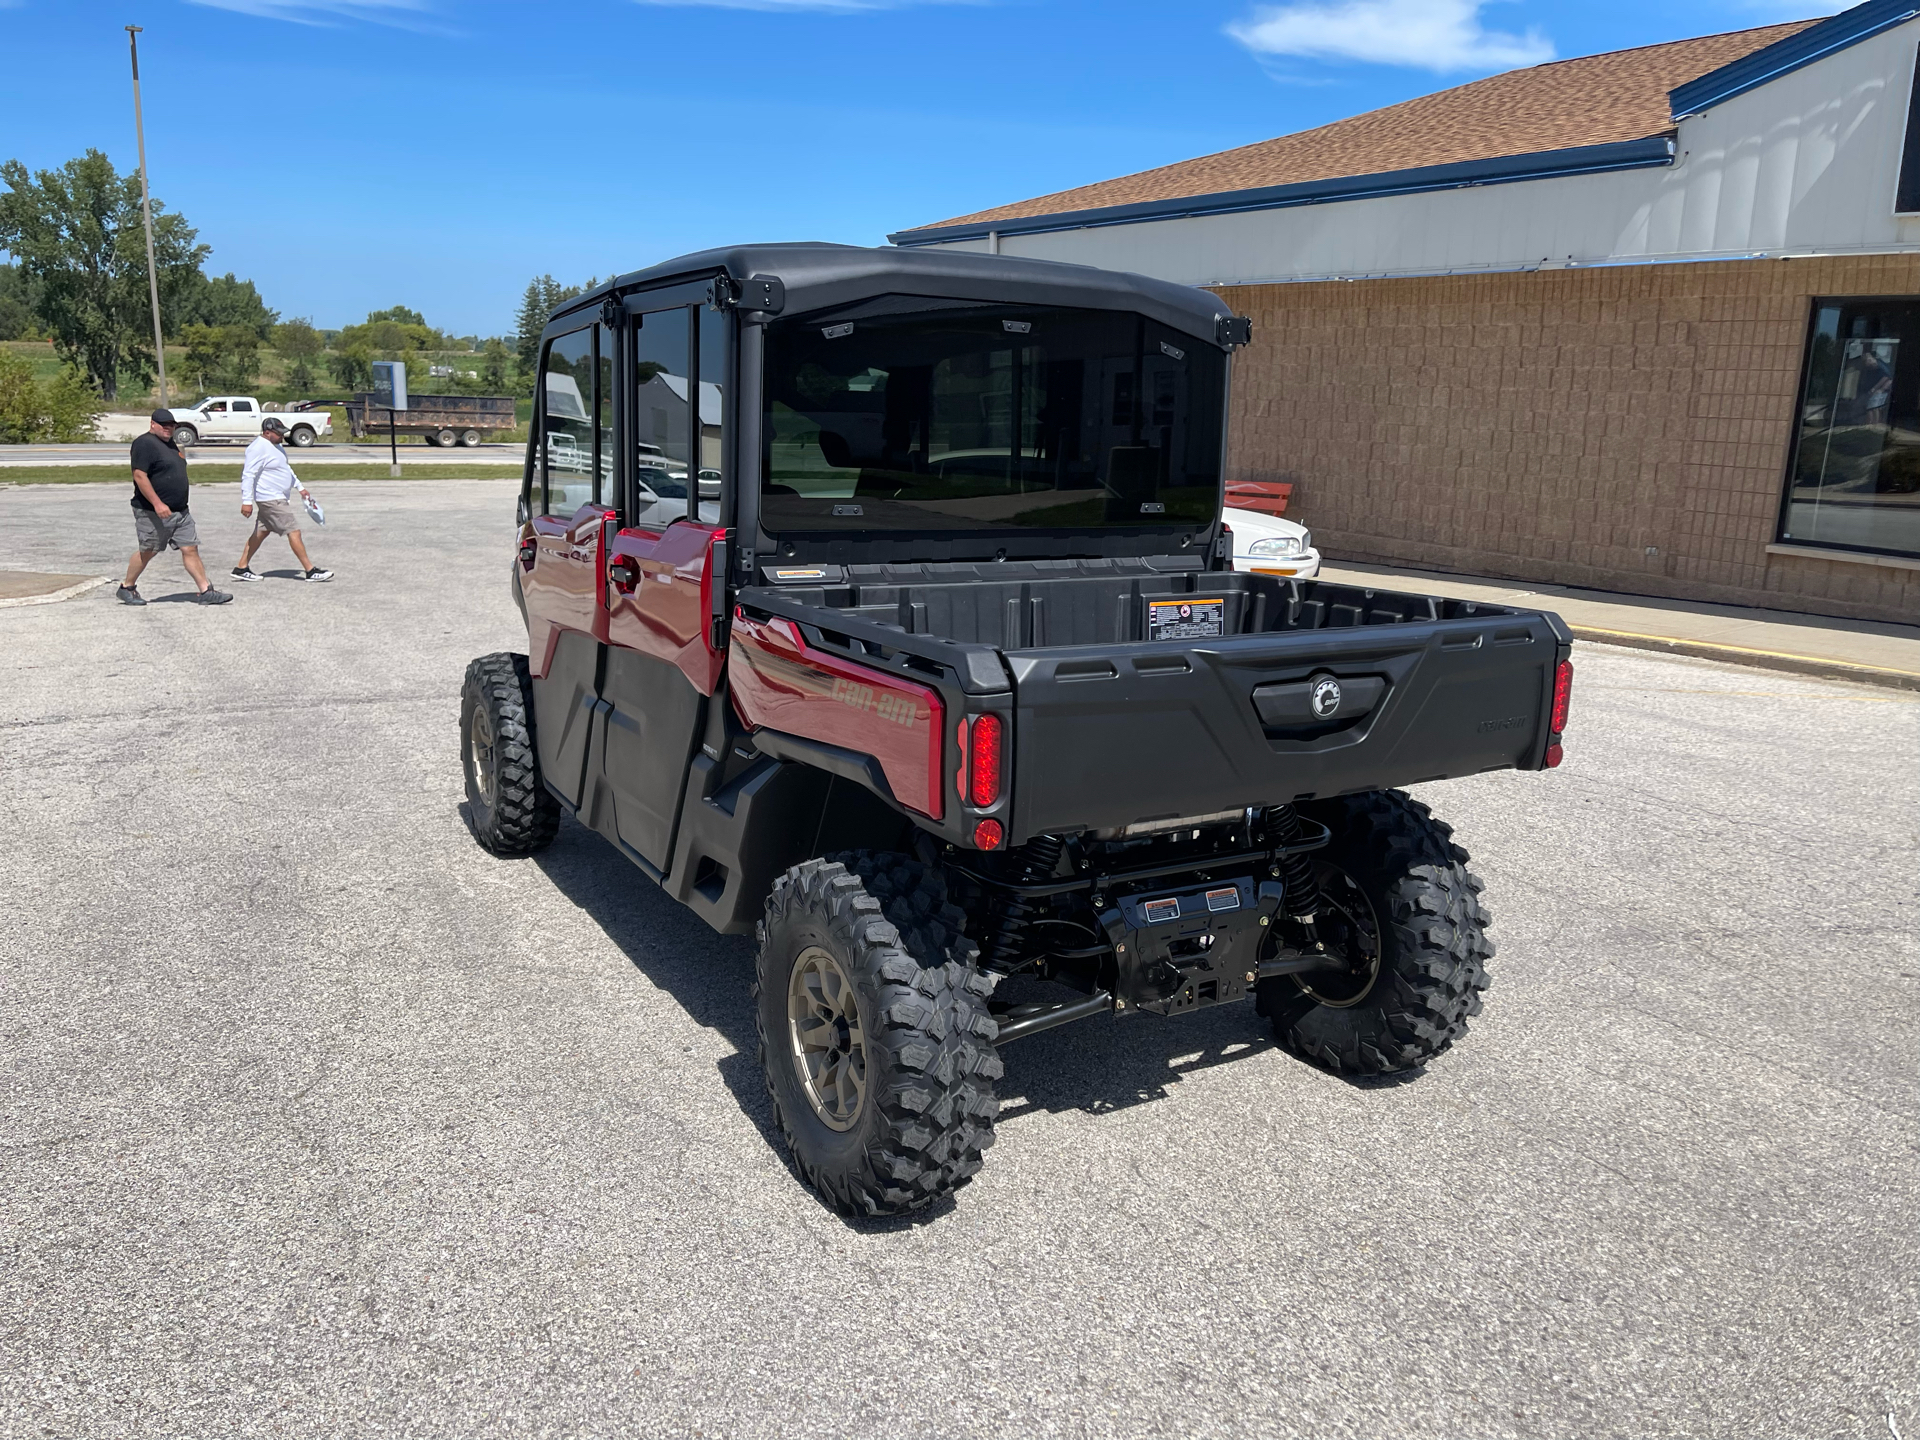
[126,25,168,408]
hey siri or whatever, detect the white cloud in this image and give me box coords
[1227,0,1555,75]
[182,0,433,25]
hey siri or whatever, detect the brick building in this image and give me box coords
[892,1,1920,624]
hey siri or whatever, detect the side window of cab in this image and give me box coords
[541,329,596,515]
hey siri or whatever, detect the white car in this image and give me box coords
[163,397,333,449]
[1225,506,1320,579]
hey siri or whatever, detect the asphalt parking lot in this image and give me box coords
[2,479,1915,1439]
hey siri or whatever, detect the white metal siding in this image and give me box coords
[922,20,1920,285]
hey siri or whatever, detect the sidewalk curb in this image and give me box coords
[0,576,114,610]
[1570,625,1920,692]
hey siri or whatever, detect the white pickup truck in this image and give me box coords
[161,397,333,449]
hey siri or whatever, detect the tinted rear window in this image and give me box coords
[761,302,1224,536]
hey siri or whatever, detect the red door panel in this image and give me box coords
[524,503,615,675]
[730,612,945,821]
[605,521,724,696]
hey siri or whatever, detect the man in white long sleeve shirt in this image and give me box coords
[231,418,333,583]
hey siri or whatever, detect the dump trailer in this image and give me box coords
[345,392,516,446]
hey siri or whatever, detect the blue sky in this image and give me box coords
[0,0,1844,335]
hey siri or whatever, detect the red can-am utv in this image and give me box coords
[461,244,1573,1216]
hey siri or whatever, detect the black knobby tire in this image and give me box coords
[755,853,1002,1216]
[1258,790,1493,1075]
[460,652,560,857]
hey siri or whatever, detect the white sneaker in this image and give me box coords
[230,567,264,583]
[303,567,334,583]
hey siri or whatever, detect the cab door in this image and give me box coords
[226,398,256,438]
[597,301,728,873]
[523,325,613,809]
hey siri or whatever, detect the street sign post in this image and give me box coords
[371,361,407,475]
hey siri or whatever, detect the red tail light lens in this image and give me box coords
[968,713,1002,807]
[973,818,1004,850]
[1544,741,1564,769]
[1550,660,1574,734]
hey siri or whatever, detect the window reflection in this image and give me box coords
[541,328,595,515]
[1781,299,1920,560]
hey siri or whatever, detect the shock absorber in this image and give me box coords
[981,833,1066,970]
[1267,805,1324,930]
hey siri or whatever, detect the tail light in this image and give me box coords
[1550,660,1574,733]
[1544,659,1573,769]
[969,713,1003,807]
[973,819,1004,851]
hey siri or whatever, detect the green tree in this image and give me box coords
[0,149,206,400]
[513,274,589,379]
[0,262,40,340]
[180,323,262,393]
[0,349,102,442]
[275,317,323,391]
[169,270,277,339]
[479,335,510,390]
[365,304,425,326]
[327,342,373,391]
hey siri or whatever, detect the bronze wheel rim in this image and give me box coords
[1294,864,1383,1009]
[787,945,867,1131]
[468,705,498,810]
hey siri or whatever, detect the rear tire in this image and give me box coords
[755,854,1001,1216]
[460,652,560,856]
[1257,790,1492,1075]
[460,429,482,448]
[289,425,316,447]
[436,428,457,447]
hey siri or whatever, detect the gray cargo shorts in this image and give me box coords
[134,507,199,552]
[252,498,300,536]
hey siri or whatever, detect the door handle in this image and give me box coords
[518,537,537,570]
[608,556,641,592]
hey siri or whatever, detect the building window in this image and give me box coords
[1777,299,1920,562]
[1899,44,1920,214]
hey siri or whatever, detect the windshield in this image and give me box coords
[761,301,1225,535]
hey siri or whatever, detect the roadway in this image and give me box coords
[0,442,525,466]
[1,480,1914,1439]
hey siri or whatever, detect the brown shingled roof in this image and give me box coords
[911,21,1817,232]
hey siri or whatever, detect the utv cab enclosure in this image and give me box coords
[461,243,1574,1216]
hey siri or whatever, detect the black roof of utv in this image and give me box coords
[556,243,1239,348]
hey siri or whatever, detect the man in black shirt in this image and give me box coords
[118,409,231,605]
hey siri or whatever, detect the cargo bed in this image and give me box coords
[739,559,1572,843]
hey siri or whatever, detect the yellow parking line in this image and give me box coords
[1573,625,1920,685]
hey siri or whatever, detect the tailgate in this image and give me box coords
[1004,609,1568,838]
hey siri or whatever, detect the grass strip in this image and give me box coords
[0,464,524,485]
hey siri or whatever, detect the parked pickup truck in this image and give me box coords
[162,396,332,448]
[459,244,1574,1217]
[345,391,515,447]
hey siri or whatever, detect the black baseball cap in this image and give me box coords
[261,417,287,434]
[150,408,175,424]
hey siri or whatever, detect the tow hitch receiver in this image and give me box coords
[1104,878,1286,1015]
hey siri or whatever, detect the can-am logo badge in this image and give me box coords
[1311,677,1343,718]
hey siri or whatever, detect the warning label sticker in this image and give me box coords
[1147,598,1224,641]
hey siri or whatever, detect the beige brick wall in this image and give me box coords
[1214,256,1920,625]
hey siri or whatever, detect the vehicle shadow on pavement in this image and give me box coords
[522,814,772,1112]
[987,975,1281,1123]
[521,816,967,1229]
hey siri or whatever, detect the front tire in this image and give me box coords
[171,424,198,448]
[460,652,560,856]
[755,854,1001,1216]
[1257,790,1492,1075]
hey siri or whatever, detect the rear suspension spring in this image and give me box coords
[1268,805,1324,924]
[981,833,1067,970]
